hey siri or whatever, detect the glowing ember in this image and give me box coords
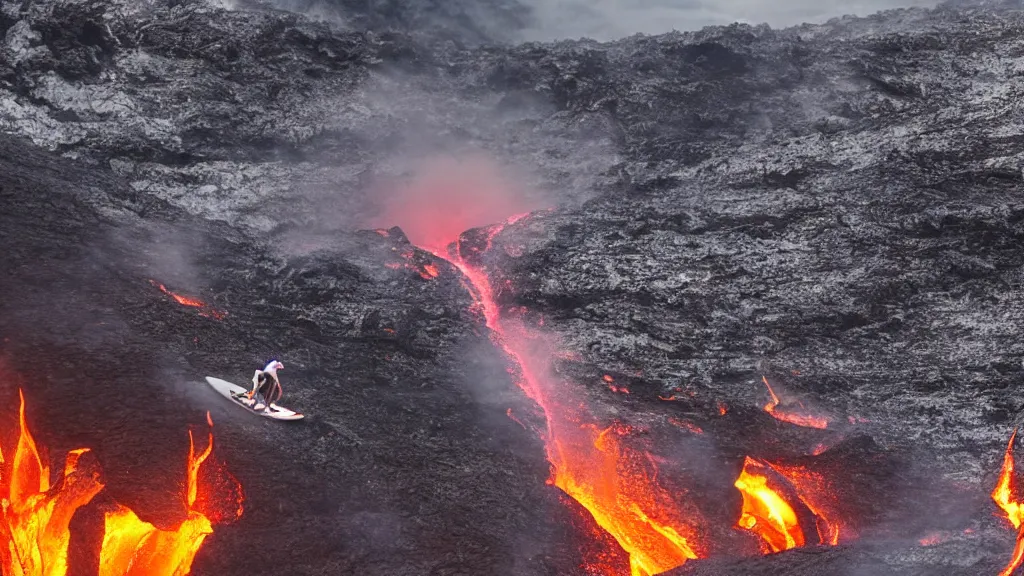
[760,377,828,429]
[506,408,527,430]
[810,442,830,456]
[384,250,442,280]
[717,402,728,416]
[0,392,241,576]
[917,530,975,547]
[734,456,805,553]
[667,418,703,435]
[991,429,1024,576]
[150,280,227,320]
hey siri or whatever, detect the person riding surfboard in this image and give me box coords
[244,360,284,413]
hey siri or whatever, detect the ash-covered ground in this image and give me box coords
[2,0,1024,574]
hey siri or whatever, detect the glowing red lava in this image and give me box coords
[150,280,227,320]
[760,377,828,429]
[372,164,860,574]
[991,429,1024,576]
[387,209,704,575]
[0,390,242,576]
[767,462,843,546]
[734,457,805,553]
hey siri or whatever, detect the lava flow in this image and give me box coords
[760,376,828,429]
[734,457,805,553]
[991,428,1024,576]
[0,391,242,576]
[397,211,704,576]
[150,280,227,320]
[768,462,843,546]
[732,456,843,553]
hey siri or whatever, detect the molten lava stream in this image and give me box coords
[425,218,705,576]
[991,429,1024,576]
[0,392,242,576]
[767,463,842,546]
[733,457,805,553]
[760,377,828,429]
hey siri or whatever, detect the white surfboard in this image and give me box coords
[205,376,305,421]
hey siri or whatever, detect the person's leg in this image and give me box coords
[256,379,273,412]
[269,381,282,407]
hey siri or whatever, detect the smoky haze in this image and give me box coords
[516,0,943,41]
[243,0,943,42]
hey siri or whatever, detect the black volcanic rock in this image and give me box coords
[3,0,1024,574]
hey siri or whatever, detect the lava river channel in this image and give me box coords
[398,214,707,576]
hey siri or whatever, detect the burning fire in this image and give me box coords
[0,391,241,576]
[150,280,227,320]
[760,377,828,429]
[991,429,1024,576]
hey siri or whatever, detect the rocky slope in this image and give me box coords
[3,0,1024,574]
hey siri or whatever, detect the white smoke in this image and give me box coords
[517,0,943,42]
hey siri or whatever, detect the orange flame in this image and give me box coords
[734,457,805,553]
[991,429,1024,576]
[761,377,828,429]
[0,394,241,576]
[0,391,105,576]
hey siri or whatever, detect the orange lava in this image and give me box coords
[443,227,704,575]
[390,200,705,574]
[991,429,1024,576]
[0,391,242,576]
[385,250,441,280]
[768,463,843,546]
[421,263,440,278]
[150,280,227,320]
[0,391,104,576]
[667,418,703,435]
[761,377,828,429]
[734,457,805,553]
[151,281,205,308]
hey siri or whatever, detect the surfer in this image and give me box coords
[246,360,284,412]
